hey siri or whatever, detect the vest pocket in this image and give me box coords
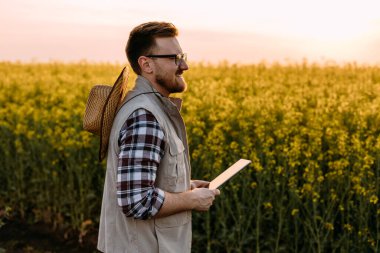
[155,210,191,228]
[164,137,186,191]
[169,136,185,155]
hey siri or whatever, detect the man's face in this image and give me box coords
[150,37,189,96]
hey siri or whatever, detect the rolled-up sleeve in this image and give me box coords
[117,108,166,220]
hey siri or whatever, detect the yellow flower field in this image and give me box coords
[0,61,379,252]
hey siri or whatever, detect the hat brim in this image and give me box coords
[99,66,129,161]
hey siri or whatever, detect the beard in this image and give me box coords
[155,67,187,94]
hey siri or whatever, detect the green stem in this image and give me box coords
[256,176,262,253]
[275,182,285,253]
[206,211,211,253]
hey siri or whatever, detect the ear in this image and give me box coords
[138,56,153,74]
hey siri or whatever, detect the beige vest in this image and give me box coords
[97,76,192,253]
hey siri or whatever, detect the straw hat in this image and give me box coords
[83,66,129,161]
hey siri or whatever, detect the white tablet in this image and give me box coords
[209,159,252,190]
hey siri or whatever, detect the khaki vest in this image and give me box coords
[97,76,192,253]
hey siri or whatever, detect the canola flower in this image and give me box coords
[1,61,380,252]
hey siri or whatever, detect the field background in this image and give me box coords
[0,61,380,252]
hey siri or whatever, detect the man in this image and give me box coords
[97,22,220,253]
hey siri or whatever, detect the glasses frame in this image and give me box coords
[145,53,187,66]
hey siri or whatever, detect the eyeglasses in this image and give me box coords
[145,53,187,66]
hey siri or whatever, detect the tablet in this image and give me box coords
[209,159,252,190]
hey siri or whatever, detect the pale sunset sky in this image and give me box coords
[1,0,380,65]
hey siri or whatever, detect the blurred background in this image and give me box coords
[1,0,380,65]
[1,1,380,253]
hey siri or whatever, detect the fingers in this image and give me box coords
[191,180,210,188]
[213,189,220,196]
[191,188,221,212]
[199,180,210,188]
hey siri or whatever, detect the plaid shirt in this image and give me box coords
[117,108,166,220]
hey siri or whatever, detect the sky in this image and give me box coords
[1,0,380,65]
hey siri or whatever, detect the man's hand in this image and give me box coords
[155,181,221,218]
[191,179,210,189]
[190,187,220,211]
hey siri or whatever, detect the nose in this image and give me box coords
[179,60,189,71]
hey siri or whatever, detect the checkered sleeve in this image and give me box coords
[117,108,166,220]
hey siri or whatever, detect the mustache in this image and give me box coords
[176,68,183,75]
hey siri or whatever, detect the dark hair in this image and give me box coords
[126,22,178,75]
